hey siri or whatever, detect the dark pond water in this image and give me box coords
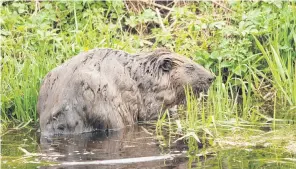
[1,124,296,169]
[1,125,189,169]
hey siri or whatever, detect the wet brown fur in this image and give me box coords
[37,48,214,135]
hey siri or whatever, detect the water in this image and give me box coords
[1,124,296,169]
[1,125,188,169]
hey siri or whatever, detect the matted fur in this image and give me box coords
[37,48,214,135]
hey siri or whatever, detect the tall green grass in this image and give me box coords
[254,37,296,109]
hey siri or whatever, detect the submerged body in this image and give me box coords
[37,48,214,135]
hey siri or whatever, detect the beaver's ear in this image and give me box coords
[160,58,172,71]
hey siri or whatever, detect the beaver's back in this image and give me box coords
[38,49,141,135]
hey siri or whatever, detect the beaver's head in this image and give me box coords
[132,49,215,120]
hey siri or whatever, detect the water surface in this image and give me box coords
[1,125,188,169]
[1,124,296,169]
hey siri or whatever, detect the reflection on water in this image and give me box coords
[1,124,296,169]
[38,125,186,168]
[1,124,188,169]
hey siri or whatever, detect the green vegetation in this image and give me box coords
[148,1,295,167]
[1,1,296,165]
[155,1,296,133]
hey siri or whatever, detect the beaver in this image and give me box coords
[37,48,215,135]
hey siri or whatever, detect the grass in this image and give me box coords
[254,37,296,107]
[154,3,296,162]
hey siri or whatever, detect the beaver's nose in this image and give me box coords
[208,76,215,83]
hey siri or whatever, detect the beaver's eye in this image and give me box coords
[160,59,172,71]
